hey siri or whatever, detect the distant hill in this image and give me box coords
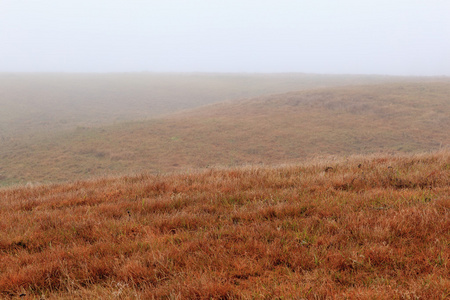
[1,80,448,186]
[0,73,427,137]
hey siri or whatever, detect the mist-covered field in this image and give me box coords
[0,74,449,186]
[1,74,449,299]
[0,73,413,138]
[2,0,450,298]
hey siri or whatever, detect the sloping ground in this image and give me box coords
[0,151,449,299]
[1,81,449,185]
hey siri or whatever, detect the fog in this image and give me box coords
[1,0,449,75]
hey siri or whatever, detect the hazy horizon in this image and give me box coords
[1,1,450,76]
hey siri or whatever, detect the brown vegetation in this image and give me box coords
[0,151,449,299]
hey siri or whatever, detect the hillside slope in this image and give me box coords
[0,151,449,298]
[1,81,449,185]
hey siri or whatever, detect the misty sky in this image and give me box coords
[1,0,450,75]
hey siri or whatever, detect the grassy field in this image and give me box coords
[1,74,449,298]
[0,150,448,299]
[1,80,449,186]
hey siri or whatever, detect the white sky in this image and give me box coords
[1,0,449,75]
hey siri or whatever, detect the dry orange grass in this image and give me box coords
[0,150,449,299]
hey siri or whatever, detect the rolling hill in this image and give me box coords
[0,73,410,138]
[1,80,449,186]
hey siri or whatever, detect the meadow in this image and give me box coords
[1,78,449,186]
[0,74,449,298]
[0,150,448,298]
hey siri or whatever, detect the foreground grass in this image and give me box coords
[0,151,449,299]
